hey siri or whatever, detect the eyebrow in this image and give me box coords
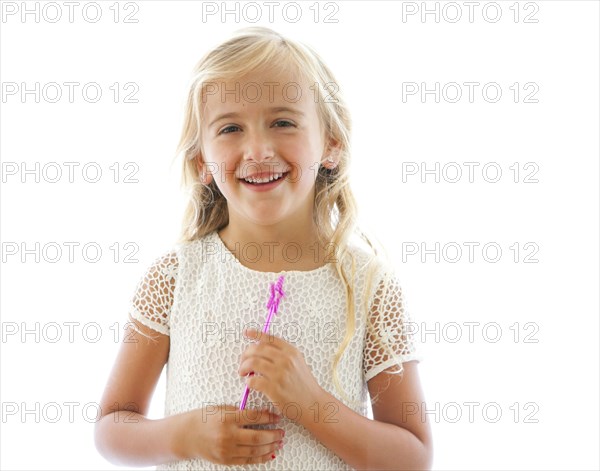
[208,107,305,128]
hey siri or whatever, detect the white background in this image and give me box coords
[1,1,598,470]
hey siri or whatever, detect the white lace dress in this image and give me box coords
[128,230,422,470]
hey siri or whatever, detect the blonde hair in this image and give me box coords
[172,26,402,407]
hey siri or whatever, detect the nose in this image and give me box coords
[242,127,275,164]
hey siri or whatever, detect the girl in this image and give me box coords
[94,26,433,470]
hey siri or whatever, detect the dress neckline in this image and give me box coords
[211,230,333,276]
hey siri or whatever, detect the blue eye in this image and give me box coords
[219,125,240,135]
[218,120,295,135]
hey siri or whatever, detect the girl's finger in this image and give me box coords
[229,448,280,465]
[237,427,284,447]
[232,430,284,464]
[244,328,283,348]
[238,408,280,427]
[239,357,275,378]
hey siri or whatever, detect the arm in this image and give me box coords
[95,411,186,466]
[299,361,433,471]
[300,268,432,470]
[94,318,186,467]
[95,252,182,466]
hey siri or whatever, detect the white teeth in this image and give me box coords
[244,172,284,184]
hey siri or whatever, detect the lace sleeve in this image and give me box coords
[127,251,179,336]
[363,269,421,382]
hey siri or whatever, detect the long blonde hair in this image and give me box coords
[172,26,401,407]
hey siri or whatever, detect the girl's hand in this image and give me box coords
[239,328,325,422]
[175,405,284,465]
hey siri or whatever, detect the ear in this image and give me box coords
[194,156,213,185]
[322,138,342,168]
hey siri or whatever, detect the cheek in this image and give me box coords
[285,143,320,183]
[206,149,237,182]
[290,164,318,185]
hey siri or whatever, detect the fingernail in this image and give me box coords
[271,454,276,459]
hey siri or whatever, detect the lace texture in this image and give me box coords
[128,230,422,470]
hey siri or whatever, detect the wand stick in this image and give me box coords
[239,275,286,410]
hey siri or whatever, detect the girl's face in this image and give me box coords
[198,66,336,232]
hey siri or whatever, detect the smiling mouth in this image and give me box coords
[239,171,290,185]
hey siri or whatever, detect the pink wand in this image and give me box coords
[239,275,286,410]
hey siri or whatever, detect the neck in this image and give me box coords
[217,223,326,271]
[221,224,318,246]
